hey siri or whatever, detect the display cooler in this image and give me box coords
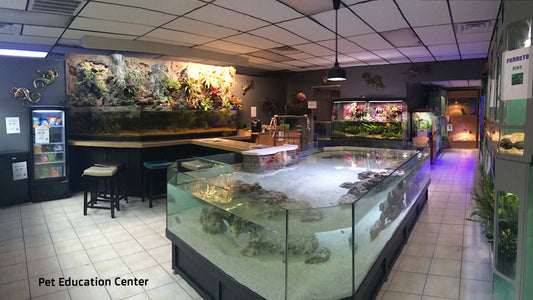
[166,146,430,299]
[480,17,533,300]
[30,106,69,202]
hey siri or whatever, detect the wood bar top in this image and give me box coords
[69,137,256,152]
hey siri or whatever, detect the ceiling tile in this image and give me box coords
[0,0,26,9]
[199,40,259,54]
[414,24,456,46]
[450,0,501,23]
[461,53,487,59]
[144,28,215,45]
[450,80,470,87]
[164,17,239,39]
[214,0,302,22]
[350,0,409,32]
[428,44,459,57]
[285,60,315,67]
[246,56,272,64]
[302,57,331,66]
[22,25,63,38]
[224,33,282,50]
[0,35,56,45]
[372,49,405,59]
[277,17,332,41]
[247,50,291,62]
[62,29,137,41]
[185,4,268,31]
[312,8,374,37]
[347,51,381,61]
[434,55,461,61]
[318,38,364,53]
[79,2,176,26]
[249,25,308,46]
[70,17,154,36]
[347,33,392,50]
[96,0,204,15]
[285,52,313,60]
[468,79,482,86]
[410,57,435,62]
[398,46,432,58]
[278,0,332,15]
[458,41,490,55]
[387,57,411,64]
[292,43,332,56]
[396,0,451,27]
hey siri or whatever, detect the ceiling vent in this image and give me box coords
[0,23,21,35]
[29,0,85,15]
[456,20,492,34]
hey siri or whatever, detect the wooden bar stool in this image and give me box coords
[94,162,128,203]
[142,160,172,208]
[83,165,120,218]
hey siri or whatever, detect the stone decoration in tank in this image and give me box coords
[65,53,241,138]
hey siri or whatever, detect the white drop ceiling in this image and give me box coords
[0,0,500,81]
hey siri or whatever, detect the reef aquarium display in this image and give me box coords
[331,100,408,140]
[65,54,240,139]
[166,146,430,299]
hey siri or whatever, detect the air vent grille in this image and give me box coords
[30,0,84,15]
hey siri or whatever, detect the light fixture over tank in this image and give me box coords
[327,0,346,82]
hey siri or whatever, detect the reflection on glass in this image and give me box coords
[495,191,519,279]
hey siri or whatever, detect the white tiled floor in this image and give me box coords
[0,149,493,300]
[378,148,494,300]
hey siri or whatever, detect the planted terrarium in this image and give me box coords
[331,100,407,140]
[166,146,430,299]
[65,54,240,139]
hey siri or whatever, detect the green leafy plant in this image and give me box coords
[467,165,496,241]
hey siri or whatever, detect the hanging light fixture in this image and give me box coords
[327,0,346,81]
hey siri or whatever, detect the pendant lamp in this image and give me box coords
[327,0,346,81]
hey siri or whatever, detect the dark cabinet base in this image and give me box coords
[32,180,70,202]
[0,152,30,207]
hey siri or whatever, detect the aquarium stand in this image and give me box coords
[166,229,264,300]
[166,181,429,300]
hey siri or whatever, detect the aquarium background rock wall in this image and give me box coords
[65,54,240,139]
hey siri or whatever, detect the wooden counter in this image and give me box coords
[69,136,255,152]
[68,136,255,196]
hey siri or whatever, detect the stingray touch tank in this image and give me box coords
[166,146,430,299]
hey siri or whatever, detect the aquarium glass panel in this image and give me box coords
[495,191,519,280]
[498,128,524,157]
[493,273,515,300]
[353,147,430,289]
[499,99,527,126]
[286,204,353,300]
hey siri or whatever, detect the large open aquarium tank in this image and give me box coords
[166,146,430,299]
[331,100,408,140]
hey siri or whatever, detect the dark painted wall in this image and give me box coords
[0,57,66,153]
[283,59,486,113]
[235,74,285,130]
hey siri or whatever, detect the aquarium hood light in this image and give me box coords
[80,36,249,66]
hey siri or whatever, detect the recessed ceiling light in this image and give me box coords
[0,49,48,58]
[455,20,492,35]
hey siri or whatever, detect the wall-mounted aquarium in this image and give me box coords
[331,100,407,140]
[65,54,239,140]
[166,146,430,299]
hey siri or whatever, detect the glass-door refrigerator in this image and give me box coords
[30,106,69,202]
